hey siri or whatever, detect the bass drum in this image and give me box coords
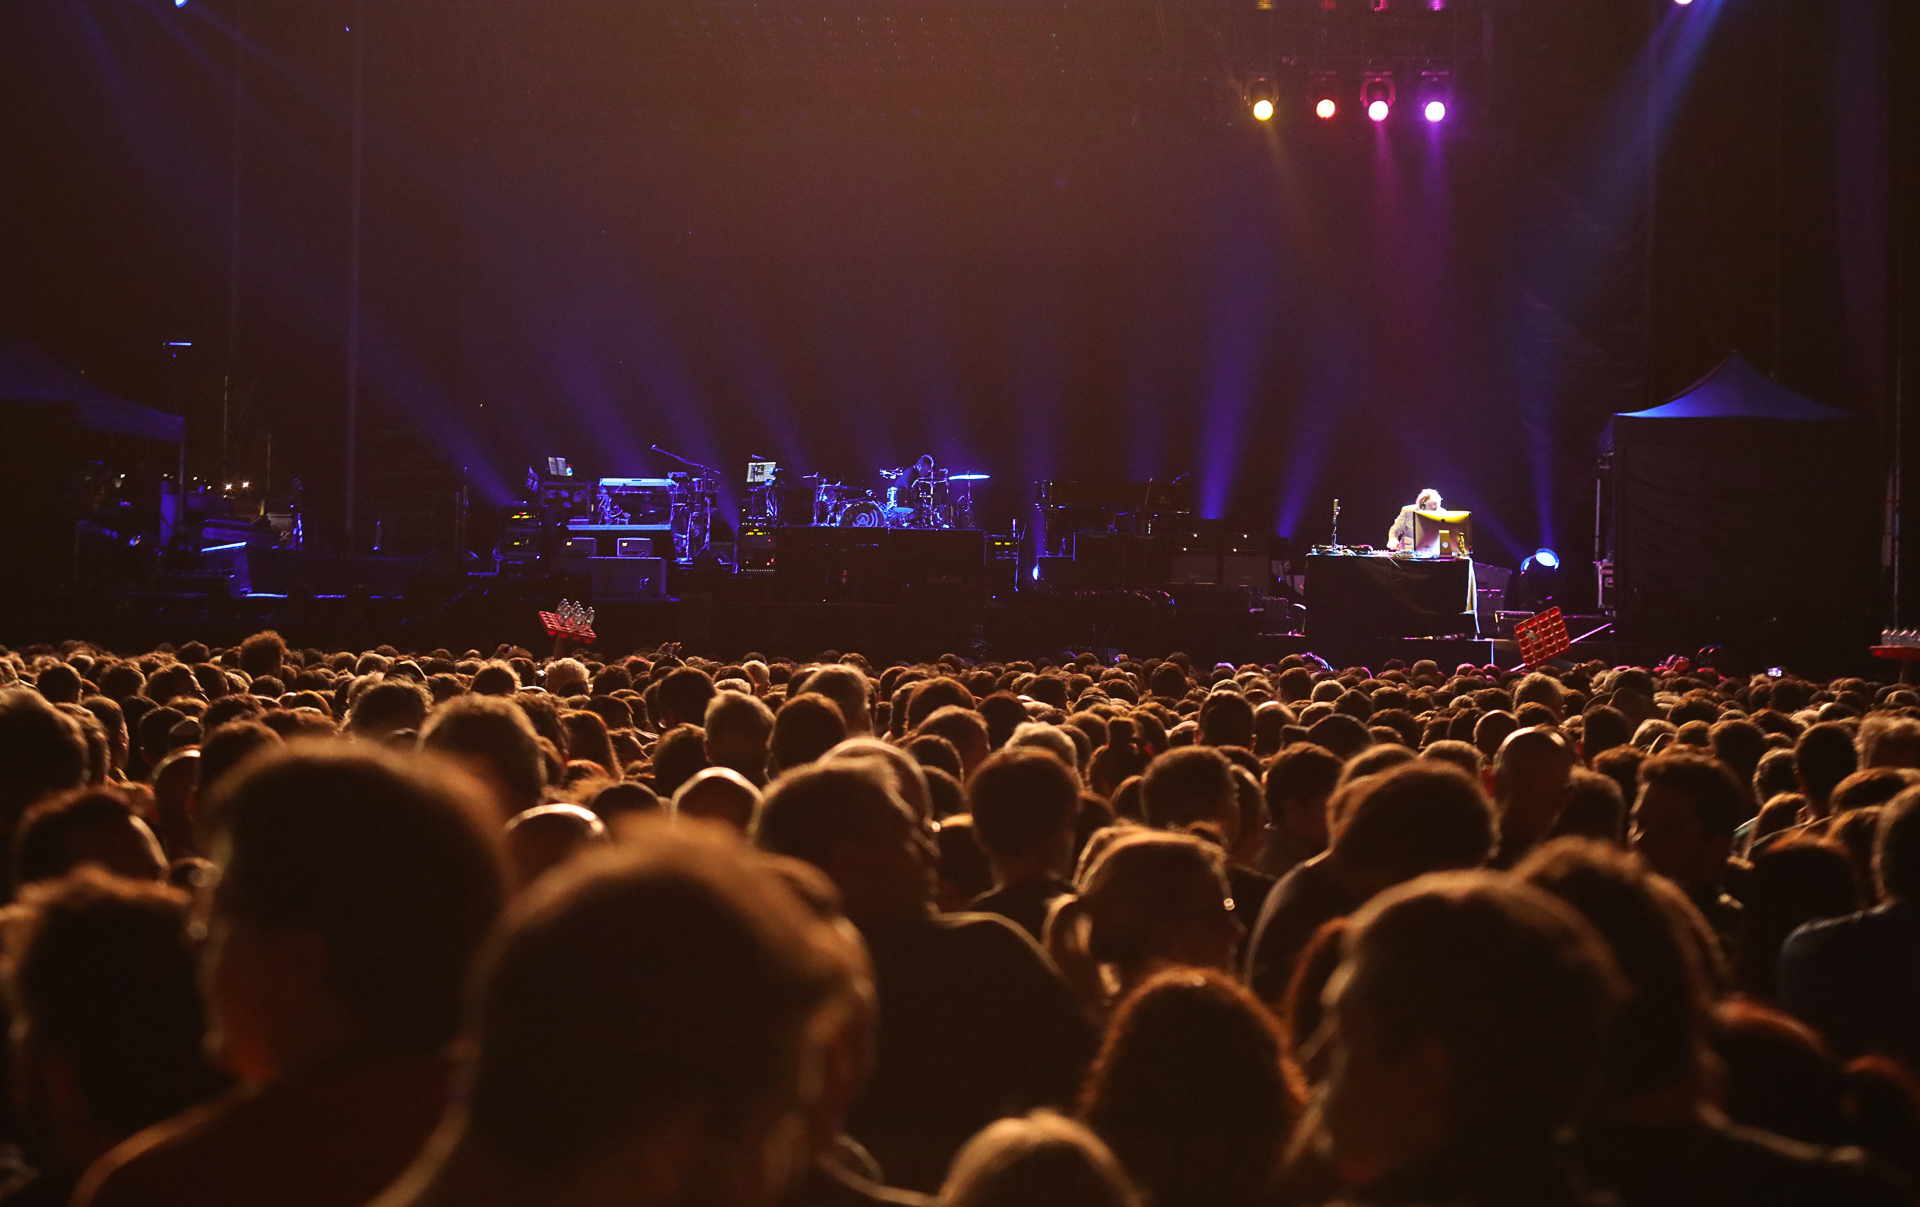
[835,500,884,528]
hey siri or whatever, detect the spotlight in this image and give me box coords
[1360,72,1395,123]
[174,0,188,6]
[1418,70,1453,124]
[1247,76,1279,123]
[1509,548,1565,610]
[1310,70,1340,120]
[1673,0,1693,5]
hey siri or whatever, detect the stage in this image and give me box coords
[0,559,1654,672]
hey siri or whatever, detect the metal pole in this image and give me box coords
[223,0,244,488]
[344,0,366,553]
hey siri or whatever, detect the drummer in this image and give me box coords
[906,454,937,490]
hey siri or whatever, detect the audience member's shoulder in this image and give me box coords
[74,1096,235,1207]
[1789,901,1917,954]
[1711,1118,1912,1207]
[929,908,1051,956]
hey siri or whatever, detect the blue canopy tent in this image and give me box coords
[1606,353,1875,658]
[0,341,185,445]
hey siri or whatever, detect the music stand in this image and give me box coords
[1411,509,1472,559]
[746,460,777,485]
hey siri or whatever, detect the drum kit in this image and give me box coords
[805,466,989,530]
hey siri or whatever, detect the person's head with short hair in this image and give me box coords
[543,658,590,700]
[1876,787,1920,905]
[940,1110,1140,1207]
[1473,711,1520,760]
[1007,720,1081,779]
[3,870,226,1176]
[1318,871,1625,1188]
[1327,762,1497,887]
[656,666,717,731]
[1306,713,1372,761]
[502,803,608,890]
[1708,718,1769,787]
[651,724,712,798]
[346,678,430,742]
[1515,838,1712,1108]
[199,745,508,1085]
[754,763,935,928]
[1631,751,1747,893]
[1419,739,1484,780]
[1512,673,1565,721]
[1335,744,1417,791]
[79,695,128,776]
[1549,769,1627,845]
[13,788,166,888]
[0,689,90,887]
[1263,742,1343,856]
[35,662,82,706]
[420,694,548,819]
[705,691,775,784]
[470,661,520,697]
[918,706,992,777]
[1492,727,1577,856]
[402,822,868,1207]
[906,677,976,731]
[1794,721,1860,813]
[1048,832,1238,1002]
[1582,705,1632,759]
[671,767,763,834]
[769,693,848,774]
[1198,691,1256,750]
[1078,969,1291,1207]
[1140,746,1238,843]
[237,630,287,681]
[1414,488,1443,511]
[805,665,873,736]
[1858,714,1920,770]
[968,748,1081,886]
[1828,767,1920,815]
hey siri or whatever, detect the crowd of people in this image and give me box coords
[0,630,1915,1207]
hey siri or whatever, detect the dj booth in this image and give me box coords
[1303,553,1479,653]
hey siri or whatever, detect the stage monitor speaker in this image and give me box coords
[588,556,664,601]
[562,536,597,557]
[615,536,655,557]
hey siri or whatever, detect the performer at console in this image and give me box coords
[1387,487,1444,553]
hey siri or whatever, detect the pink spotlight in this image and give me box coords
[1315,97,1338,120]
[1423,99,1448,123]
[1367,99,1390,123]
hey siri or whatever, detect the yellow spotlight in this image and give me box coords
[1315,97,1338,120]
[1252,98,1274,121]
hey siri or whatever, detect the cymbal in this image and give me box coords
[949,472,990,481]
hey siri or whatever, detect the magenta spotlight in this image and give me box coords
[1423,99,1447,123]
[1368,99,1390,122]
